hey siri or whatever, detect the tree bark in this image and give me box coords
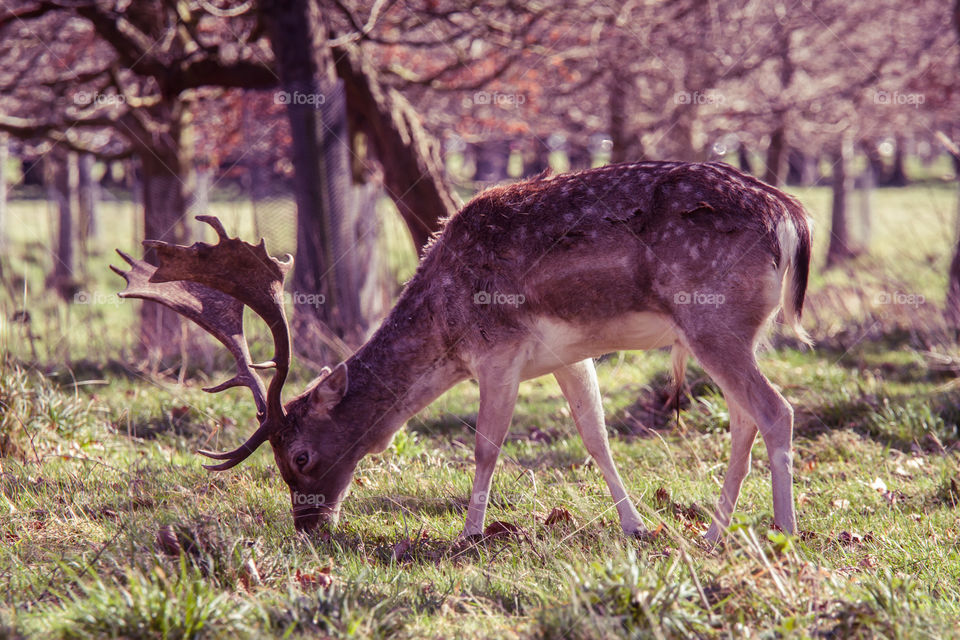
[77,153,97,258]
[472,140,510,182]
[737,143,753,175]
[944,0,960,328]
[0,134,7,250]
[948,153,960,328]
[333,43,458,251]
[49,151,76,299]
[825,137,855,268]
[609,68,641,164]
[262,0,381,358]
[139,151,189,365]
[887,135,909,186]
[857,157,875,251]
[764,122,787,186]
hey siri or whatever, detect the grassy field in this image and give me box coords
[3,182,960,638]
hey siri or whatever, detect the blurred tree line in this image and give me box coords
[0,0,957,367]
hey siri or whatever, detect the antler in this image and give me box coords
[112,216,293,470]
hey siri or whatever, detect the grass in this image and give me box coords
[2,181,960,638]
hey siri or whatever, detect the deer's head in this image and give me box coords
[113,216,355,532]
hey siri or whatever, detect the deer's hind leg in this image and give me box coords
[679,329,797,538]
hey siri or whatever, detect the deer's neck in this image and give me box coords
[336,284,465,451]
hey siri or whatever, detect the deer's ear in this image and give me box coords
[309,363,348,413]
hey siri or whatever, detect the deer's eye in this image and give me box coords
[294,452,309,469]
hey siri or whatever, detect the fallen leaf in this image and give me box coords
[391,538,413,561]
[832,498,851,510]
[859,554,877,569]
[156,525,181,556]
[296,567,333,589]
[893,465,912,478]
[869,477,888,493]
[544,507,573,526]
[170,405,190,421]
[483,520,525,538]
[905,457,925,469]
[837,530,874,546]
[654,486,671,507]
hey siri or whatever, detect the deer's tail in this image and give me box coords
[776,198,813,346]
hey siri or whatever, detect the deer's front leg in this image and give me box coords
[554,360,645,536]
[462,370,520,537]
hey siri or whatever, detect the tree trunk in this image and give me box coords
[522,137,550,177]
[609,68,641,164]
[764,122,787,186]
[333,43,458,251]
[945,153,960,328]
[49,151,76,299]
[472,140,510,182]
[857,160,874,252]
[77,153,97,259]
[139,151,189,365]
[0,134,7,250]
[737,143,753,175]
[887,135,909,186]
[825,138,855,268]
[786,148,816,186]
[262,0,375,358]
[943,0,960,328]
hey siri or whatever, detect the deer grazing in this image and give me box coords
[114,160,811,542]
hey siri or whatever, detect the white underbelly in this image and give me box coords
[518,312,677,380]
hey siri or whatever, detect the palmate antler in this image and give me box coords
[112,216,293,470]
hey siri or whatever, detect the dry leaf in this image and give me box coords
[869,477,888,493]
[832,498,851,509]
[654,486,671,507]
[544,507,573,526]
[838,530,874,546]
[483,520,525,538]
[296,567,333,589]
[391,538,413,561]
[156,525,181,557]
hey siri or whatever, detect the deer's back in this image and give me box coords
[409,161,804,357]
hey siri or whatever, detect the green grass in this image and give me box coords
[3,183,960,638]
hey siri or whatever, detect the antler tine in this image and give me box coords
[197,421,274,471]
[112,249,268,416]
[143,216,293,424]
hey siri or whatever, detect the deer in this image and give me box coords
[113,160,811,543]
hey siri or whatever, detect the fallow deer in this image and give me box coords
[114,160,811,542]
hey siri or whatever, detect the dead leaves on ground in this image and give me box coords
[295,566,333,589]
